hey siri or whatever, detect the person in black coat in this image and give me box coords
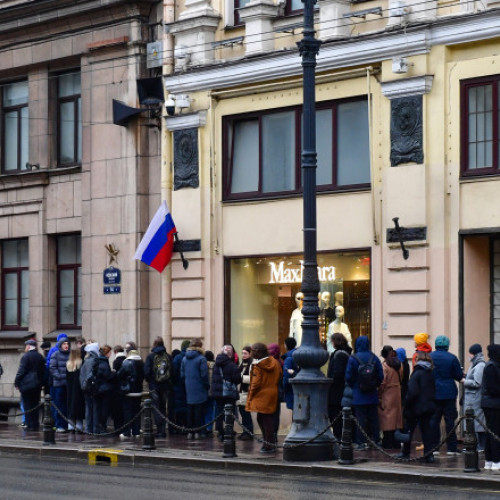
[211,346,242,440]
[326,333,352,439]
[481,344,500,471]
[399,351,437,462]
[93,345,116,434]
[15,340,45,431]
[117,344,144,438]
[144,337,172,438]
[66,348,85,432]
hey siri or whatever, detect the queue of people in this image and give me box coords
[10,331,500,469]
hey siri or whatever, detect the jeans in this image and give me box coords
[204,398,215,432]
[22,389,41,430]
[239,405,254,435]
[257,413,275,450]
[484,408,500,463]
[151,388,168,436]
[403,414,434,456]
[187,402,207,433]
[84,393,96,433]
[430,399,458,452]
[94,392,110,434]
[353,404,380,445]
[122,395,142,436]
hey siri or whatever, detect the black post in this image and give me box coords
[222,403,237,458]
[463,408,479,472]
[142,398,156,450]
[42,395,55,445]
[283,0,335,462]
[338,407,354,465]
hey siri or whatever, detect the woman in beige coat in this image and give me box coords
[378,345,403,449]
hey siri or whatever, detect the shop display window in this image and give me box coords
[225,250,370,354]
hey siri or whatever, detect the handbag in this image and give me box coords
[220,368,239,400]
[238,391,248,407]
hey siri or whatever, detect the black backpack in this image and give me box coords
[119,359,137,394]
[353,354,378,393]
[81,357,99,395]
[153,352,172,384]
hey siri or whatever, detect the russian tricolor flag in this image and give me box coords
[134,201,176,272]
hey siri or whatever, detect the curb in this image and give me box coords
[1,441,500,490]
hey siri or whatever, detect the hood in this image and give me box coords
[56,333,68,343]
[215,353,232,367]
[355,335,370,353]
[416,342,432,353]
[415,360,433,371]
[395,348,407,363]
[185,348,203,359]
[472,352,485,364]
[152,346,166,355]
[284,349,295,359]
[487,344,500,363]
[84,342,99,356]
[126,351,141,360]
[252,356,277,372]
[115,352,126,358]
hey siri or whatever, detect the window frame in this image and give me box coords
[56,71,82,168]
[1,80,29,174]
[461,74,500,177]
[1,239,29,330]
[223,96,371,201]
[56,233,81,329]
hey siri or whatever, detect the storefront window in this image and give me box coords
[226,251,371,354]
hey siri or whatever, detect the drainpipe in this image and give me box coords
[161,0,175,351]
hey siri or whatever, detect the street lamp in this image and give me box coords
[282,0,335,461]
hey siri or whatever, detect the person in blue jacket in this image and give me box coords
[282,337,299,411]
[345,335,384,450]
[430,335,464,455]
[181,338,209,439]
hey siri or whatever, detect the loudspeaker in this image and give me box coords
[112,99,146,127]
[137,77,164,106]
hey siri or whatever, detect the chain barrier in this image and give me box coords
[50,400,144,438]
[472,414,500,445]
[351,413,466,463]
[0,401,44,419]
[234,411,343,450]
[152,405,224,433]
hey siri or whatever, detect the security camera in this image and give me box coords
[165,95,175,116]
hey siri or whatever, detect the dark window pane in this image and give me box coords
[231,120,259,193]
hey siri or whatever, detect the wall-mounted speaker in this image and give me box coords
[137,77,164,106]
[112,99,147,127]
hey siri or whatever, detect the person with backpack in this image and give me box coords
[144,337,173,438]
[345,335,384,450]
[118,343,144,438]
[181,338,209,439]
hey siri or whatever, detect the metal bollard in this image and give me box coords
[463,408,480,473]
[338,407,354,465]
[42,395,55,445]
[142,399,156,451]
[222,403,237,458]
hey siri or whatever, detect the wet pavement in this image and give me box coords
[0,421,499,489]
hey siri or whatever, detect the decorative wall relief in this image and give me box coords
[390,95,424,167]
[173,127,199,190]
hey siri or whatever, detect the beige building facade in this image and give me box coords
[163,0,500,365]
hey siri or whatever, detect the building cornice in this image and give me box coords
[165,111,207,130]
[164,9,500,93]
[381,75,434,99]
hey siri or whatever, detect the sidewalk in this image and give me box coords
[1,421,499,489]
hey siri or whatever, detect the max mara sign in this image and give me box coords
[269,261,336,284]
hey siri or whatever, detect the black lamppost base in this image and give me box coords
[283,440,337,461]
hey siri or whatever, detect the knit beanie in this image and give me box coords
[414,332,429,346]
[181,340,191,351]
[435,335,450,350]
[469,343,482,356]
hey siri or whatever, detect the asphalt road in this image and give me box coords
[0,455,499,500]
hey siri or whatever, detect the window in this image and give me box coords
[223,97,370,200]
[284,0,303,16]
[1,239,29,329]
[57,72,82,167]
[234,0,251,26]
[461,76,499,176]
[2,81,29,173]
[57,234,81,328]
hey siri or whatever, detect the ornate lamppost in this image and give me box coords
[282,0,335,461]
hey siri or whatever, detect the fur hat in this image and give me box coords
[414,333,429,346]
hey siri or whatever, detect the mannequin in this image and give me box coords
[289,292,304,346]
[326,305,352,352]
[320,291,335,325]
[334,291,344,307]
